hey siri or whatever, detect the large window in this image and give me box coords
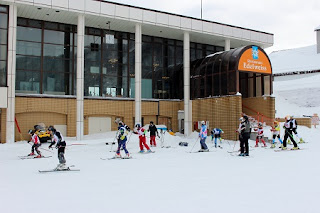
[16,18,76,95]
[0,5,8,87]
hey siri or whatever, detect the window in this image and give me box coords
[0,5,8,87]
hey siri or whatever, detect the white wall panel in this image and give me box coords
[156,13,168,26]
[85,0,100,14]
[15,0,33,5]
[222,26,232,36]
[34,0,51,6]
[69,0,85,12]
[115,5,129,19]
[202,22,212,33]
[130,7,142,21]
[143,10,156,23]
[168,15,180,28]
[250,31,259,41]
[212,23,223,35]
[232,28,242,38]
[52,0,68,9]
[0,87,8,108]
[191,19,202,32]
[101,2,115,17]
[242,29,251,40]
[180,17,191,29]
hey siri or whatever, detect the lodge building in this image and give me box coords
[0,0,274,143]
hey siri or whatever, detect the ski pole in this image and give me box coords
[27,142,54,153]
[125,131,133,145]
[110,131,118,152]
[189,137,200,153]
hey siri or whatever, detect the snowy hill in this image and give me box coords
[269,45,320,74]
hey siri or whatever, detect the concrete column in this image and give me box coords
[316,30,320,54]
[225,39,231,51]
[135,23,142,126]
[6,5,17,143]
[183,32,191,136]
[76,14,85,140]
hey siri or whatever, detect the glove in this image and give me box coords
[120,135,125,140]
[27,141,30,143]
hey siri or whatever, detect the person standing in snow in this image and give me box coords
[48,126,68,170]
[282,116,299,150]
[115,122,130,158]
[237,115,250,156]
[27,129,42,158]
[254,122,267,147]
[290,116,304,143]
[211,128,224,148]
[135,124,153,153]
[199,121,209,152]
[271,121,283,148]
[148,121,159,147]
[311,113,319,128]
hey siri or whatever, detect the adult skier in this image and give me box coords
[148,121,159,147]
[282,116,299,150]
[255,122,267,147]
[211,128,224,148]
[27,129,42,158]
[237,115,251,156]
[290,116,304,143]
[271,121,283,148]
[48,126,68,170]
[135,124,153,153]
[199,121,209,152]
[115,122,130,158]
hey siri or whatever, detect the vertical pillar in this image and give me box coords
[225,39,230,51]
[6,5,17,143]
[135,24,142,126]
[183,32,191,136]
[76,14,85,140]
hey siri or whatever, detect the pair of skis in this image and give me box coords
[39,165,80,173]
[19,155,52,160]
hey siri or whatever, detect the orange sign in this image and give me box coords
[238,46,272,74]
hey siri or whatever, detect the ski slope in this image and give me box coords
[1,73,320,213]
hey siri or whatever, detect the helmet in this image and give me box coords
[135,124,141,128]
[118,121,124,126]
[28,129,33,134]
[285,115,290,121]
[150,121,154,124]
[201,121,205,125]
[258,122,263,127]
[48,126,56,132]
[239,117,244,122]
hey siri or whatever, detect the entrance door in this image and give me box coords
[88,117,111,134]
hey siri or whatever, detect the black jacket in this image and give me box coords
[148,125,158,136]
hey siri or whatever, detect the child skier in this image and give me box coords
[115,122,130,158]
[135,124,153,153]
[271,121,283,148]
[199,121,209,152]
[290,116,304,143]
[211,128,224,148]
[237,116,250,156]
[283,116,299,150]
[148,121,159,147]
[27,129,42,158]
[48,126,68,170]
[255,122,267,147]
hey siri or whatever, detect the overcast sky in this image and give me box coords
[108,0,320,54]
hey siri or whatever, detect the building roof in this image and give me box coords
[269,45,320,74]
[315,25,320,31]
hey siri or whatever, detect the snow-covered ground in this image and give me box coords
[1,74,320,213]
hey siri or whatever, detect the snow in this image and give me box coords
[269,45,320,74]
[2,68,320,213]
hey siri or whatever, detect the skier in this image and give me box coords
[48,126,68,170]
[199,121,209,152]
[255,122,267,147]
[27,129,42,158]
[211,128,224,148]
[282,116,299,150]
[270,121,283,148]
[290,116,304,143]
[135,124,153,153]
[115,122,130,158]
[148,121,159,147]
[237,115,251,156]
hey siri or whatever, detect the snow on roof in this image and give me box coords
[269,45,320,74]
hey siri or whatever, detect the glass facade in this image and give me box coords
[0,5,8,87]
[16,18,76,95]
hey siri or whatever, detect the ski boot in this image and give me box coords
[287,139,292,145]
[238,153,245,156]
[35,154,42,158]
[282,146,287,150]
[139,150,145,153]
[291,146,300,150]
[115,153,121,158]
[271,144,276,148]
[298,138,305,143]
[123,153,130,159]
[255,144,259,147]
[28,152,35,156]
[147,149,153,153]
[203,149,209,152]
[244,153,249,157]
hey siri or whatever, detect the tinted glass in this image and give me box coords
[43,72,66,94]
[0,60,6,86]
[17,26,41,42]
[0,45,7,60]
[16,70,41,93]
[0,29,7,44]
[17,41,41,56]
[16,55,41,70]
[0,13,7,28]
